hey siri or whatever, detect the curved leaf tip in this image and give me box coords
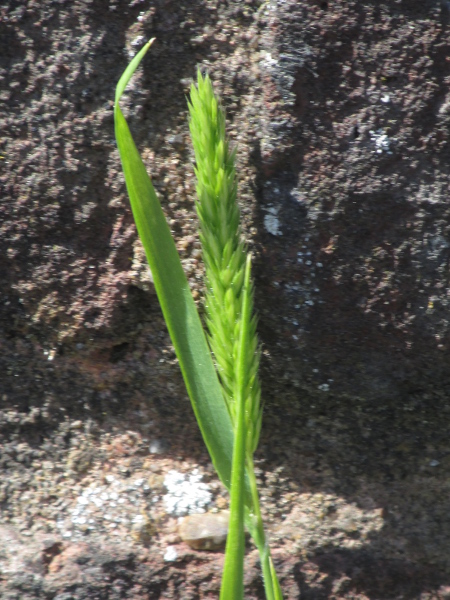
[115,38,156,108]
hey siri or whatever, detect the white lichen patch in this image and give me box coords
[260,51,279,70]
[163,545,178,562]
[263,205,282,236]
[56,474,153,540]
[163,469,212,516]
[369,129,393,154]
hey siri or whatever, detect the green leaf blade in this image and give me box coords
[114,42,235,491]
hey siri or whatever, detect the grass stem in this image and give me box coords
[220,255,253,599]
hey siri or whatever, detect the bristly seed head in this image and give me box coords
[188,71,262,453]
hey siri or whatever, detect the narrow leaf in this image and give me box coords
[114,40,235,490]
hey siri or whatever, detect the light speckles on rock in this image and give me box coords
[163,469,212,517]
[130,511,157,545]
[369,128,393,154]
[56,474,154,541]
[278,494,384,552]
[163,545,178,562]
[262,205,282,236]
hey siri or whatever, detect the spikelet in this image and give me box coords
[188,71,262,454]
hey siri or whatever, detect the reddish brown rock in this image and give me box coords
[1,1,450,598]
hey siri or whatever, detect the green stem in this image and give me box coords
[220,256,252,600]
[245,455,283,600]
[220,399,246,600]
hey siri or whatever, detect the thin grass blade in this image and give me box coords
[114,40,235,490]
[270,556,284,600]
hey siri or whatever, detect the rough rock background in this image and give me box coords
[1,0,450,598]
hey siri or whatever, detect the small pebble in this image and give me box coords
[179,511,229,550]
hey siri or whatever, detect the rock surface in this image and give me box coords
[1,0,450,598]
[179,511,229,550]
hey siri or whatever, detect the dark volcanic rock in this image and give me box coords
[1,0,450,598]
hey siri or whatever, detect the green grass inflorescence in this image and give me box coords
[115,44,283,599]
[188,72,262,457]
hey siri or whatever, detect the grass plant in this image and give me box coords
[114,39,282,600]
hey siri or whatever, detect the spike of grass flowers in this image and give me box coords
[187,72,263,454]
[188,71,282,600]
[114,42,282,600]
